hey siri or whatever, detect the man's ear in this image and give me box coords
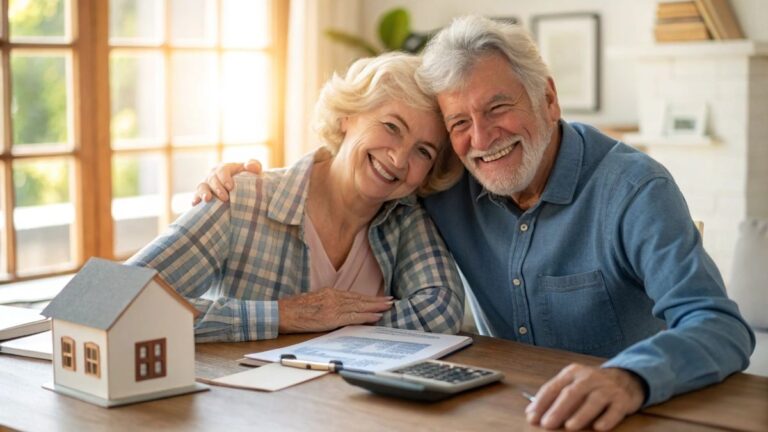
[544,77,561,122]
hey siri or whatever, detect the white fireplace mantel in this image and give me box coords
[615,39,768,282]
[607,40,768,60]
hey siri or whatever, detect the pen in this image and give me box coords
[280,354,344,372]
[521,391,537,403]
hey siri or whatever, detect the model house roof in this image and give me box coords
[42,257,199,330]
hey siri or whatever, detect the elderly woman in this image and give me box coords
[127,52,465,342]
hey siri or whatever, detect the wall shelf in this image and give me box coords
[622,133,716,147]
[607,40,768,59]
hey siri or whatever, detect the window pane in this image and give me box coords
[170,0,217,46]
[222,53,269,144]
[11,52,71,150]
[112,153,163,257]
[110,51,165,148]
[109,0,163,45]
[221,0,270,48]
[9,0,69,42]
[171,53,218,146]
[171,151,217,217]
[13,158,74,274]
[222,145,270,170]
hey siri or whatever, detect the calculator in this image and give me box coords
[339,359,504,402]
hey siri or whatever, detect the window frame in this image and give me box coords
[0,0,288,282]
[84,341,100,378]
[61,336,76,371]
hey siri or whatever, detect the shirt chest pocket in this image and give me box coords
[536,270,624,357]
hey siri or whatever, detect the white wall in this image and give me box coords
[109,281,196,400]
[359,0,768,126]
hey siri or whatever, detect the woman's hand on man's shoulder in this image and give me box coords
[191,159,263,205]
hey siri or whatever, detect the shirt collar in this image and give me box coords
[267,150,417,226]
[267,152,314,226]
[471,120,583,207]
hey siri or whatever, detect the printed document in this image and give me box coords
[245,325,472,372]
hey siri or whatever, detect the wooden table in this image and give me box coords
[1,333,765,431]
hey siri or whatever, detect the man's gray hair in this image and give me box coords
[417,15,551,109]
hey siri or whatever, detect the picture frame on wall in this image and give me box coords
[531,13,600,113]
[663,102,708,137]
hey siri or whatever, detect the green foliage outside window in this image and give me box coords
[9,0,64,37]
[110,56,140,140]
[11,56,68,146]
[13,160,69,207]
[8,0,140,208]
[112,158,140,198]
[10,0,69,207]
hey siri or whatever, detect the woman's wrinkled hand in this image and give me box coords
[191,159,263,205]
[278,288,395,333]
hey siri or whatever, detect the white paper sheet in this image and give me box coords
[0,330,52,360]
[211,363,327,391]
[245,325,472,373]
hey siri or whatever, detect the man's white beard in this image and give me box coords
[462,115,554,197]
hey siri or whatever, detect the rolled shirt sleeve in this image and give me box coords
[374,203,465,334]
[126,199,280,342]
[601,176,755,406]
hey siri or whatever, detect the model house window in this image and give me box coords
[84,342,100,378]
[61,337,75,371]
[135,338,166,381]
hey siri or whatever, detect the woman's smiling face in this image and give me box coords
[333,100,447,204]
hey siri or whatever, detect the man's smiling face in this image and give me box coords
[437,53,558,197]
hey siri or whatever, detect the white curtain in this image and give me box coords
[284,0,363,164]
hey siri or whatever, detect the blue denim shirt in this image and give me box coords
[423,120,755,406]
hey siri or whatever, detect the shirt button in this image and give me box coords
[512,278,521,286]
[520,223,529,232]
[518,326,528,335]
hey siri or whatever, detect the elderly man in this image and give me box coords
[194,15,754,431]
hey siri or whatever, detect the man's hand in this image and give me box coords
[191,159,263,204]
[525,364,645,431]
[278,288,394,333]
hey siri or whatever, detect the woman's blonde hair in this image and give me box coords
[314,52,463,196]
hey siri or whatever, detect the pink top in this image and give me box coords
[304,214,385,297]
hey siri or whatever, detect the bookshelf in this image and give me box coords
[622,133,716,147]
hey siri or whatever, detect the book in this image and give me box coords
[0,330,53,360]
[245,325,473,373]
[654,20,710,42]
[657,1,701,20]
[0,305,51,341]
[695,0,744,39]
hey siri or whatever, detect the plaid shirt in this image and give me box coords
[127,152,464,342]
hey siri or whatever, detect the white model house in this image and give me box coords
[41,257,207,407]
